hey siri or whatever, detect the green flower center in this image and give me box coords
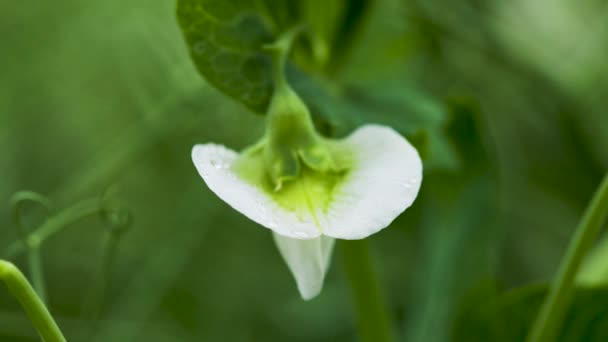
[233,140,351,228]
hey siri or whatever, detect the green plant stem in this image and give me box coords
[527,174,608,342]
[0,260,66,342]
[27,246,47,304]
[84,230,121,327]
[264,24,304,89]
[342,239,394,342]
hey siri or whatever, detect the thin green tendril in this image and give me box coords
[10,191,54,303]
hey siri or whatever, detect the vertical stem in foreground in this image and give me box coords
[0,260,66,342]
[342,239,395,342]
[527,174,608,342]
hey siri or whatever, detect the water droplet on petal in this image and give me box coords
[293,231,310,238]
[267,211,278,229]
[256,201,272,224]
[210,159,229,169]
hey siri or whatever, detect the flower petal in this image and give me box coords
[192,124,422,241]
[273,233,335,300]
[192,144,322,239]
[321,124,423,239]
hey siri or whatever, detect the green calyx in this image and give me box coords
[263,82,339,190]
[260,26,342,191]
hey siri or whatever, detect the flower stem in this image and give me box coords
[342,239,395,342]
[264,25,304,89]
[0,259,66,342]
[527,174,608,342]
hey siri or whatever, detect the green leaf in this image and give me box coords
[453,284,608,342]
[176,0,282,112]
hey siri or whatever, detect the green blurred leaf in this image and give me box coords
[578,234,608,287]
[403,100,499,342]
[453,284,608,342]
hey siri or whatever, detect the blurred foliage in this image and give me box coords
[1,0,607,341]
[453,282,608,341]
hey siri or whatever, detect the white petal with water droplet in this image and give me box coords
[192,144,322,239]
[272,233,335,300]
[192,124,422,241]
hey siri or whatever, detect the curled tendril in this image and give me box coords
[9,191,53,236]
[99,187,133,235]
[9,191,53,303]
[5,188,133,259]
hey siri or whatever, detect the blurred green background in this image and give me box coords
[1,0,607,341]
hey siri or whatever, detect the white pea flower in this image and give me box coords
[192,120,422,299]
[192,34,422,299]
